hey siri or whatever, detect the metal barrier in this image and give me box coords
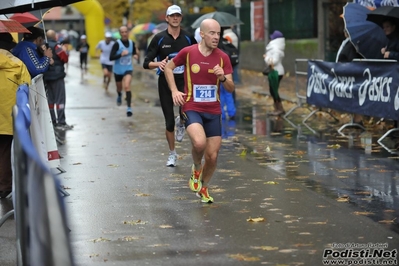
[283,58,309,119]
[0,85,74,265]
[283,59,338,134]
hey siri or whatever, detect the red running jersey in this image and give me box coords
[172,44,233,114]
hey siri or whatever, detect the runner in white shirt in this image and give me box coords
[96,32,115,91]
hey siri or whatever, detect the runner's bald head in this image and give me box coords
[46,29,56,40]
[200,18,221,33]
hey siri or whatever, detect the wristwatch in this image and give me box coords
[220,76,227,83]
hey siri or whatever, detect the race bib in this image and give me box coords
[81,47,88,53]
[173,65,185,74]
[193,84,217,102]
[120,55,131,65]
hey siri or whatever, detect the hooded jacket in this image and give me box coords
[264,37,285,76]
[12,40,51,78]
[0,49,31,135]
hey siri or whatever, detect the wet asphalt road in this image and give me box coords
[1,51,399,266]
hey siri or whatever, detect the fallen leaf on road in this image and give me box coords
[338,168,357,173]
[268,208,282,211]
[159,225,173,228]
[247,217,265,222]
[227,253,260,261]
[308,220,328,225]
[119,236,143,241]
[89,253,99,258]
[89,237,111,243]
[264,181,279,185]
[337,197,350,202]
[294,176,309,179]
[318,158,337,162]
[354,191,371,195]
[250,246,279,251]
[353,211,374,216]
[147,244,169,247]
[73,162,82,165]
[123,220,147,225]
[285,188,301,191]
[327,144,341,149]
[135,193,151,197]
[278,249,298,253]
[234,198,252,202]
[378,218,396,224]
[107,164,119,168]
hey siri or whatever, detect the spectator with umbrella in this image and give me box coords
[367,6,399,60]
[12,26,54,78]
[380,19,399,60]
[342,2,387,60]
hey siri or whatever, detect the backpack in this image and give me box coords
[220,38,239,67]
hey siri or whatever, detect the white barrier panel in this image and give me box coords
[29,75,62,170]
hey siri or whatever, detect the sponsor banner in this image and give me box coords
[29,75,61,169]
[306,60,399,121]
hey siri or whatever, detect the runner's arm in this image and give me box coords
[165,59,185,106]
[221,73,234,93]
[143,35,161,70]
[109,42,121,61]
[164,59,177,92]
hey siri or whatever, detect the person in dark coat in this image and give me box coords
[44,30,72,130]
[381,19,399,60]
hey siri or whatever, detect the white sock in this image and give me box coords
[169,150,176,155]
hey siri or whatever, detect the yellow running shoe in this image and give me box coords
[197,187,213,203]
[189,164,202,192]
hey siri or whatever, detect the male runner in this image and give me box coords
[143,5,197,166]
[109,26,138,117]
[96,32,115,91]
[164,19,235,203]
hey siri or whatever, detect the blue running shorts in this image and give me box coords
[184,111,222,137]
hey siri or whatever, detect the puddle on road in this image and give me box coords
[225,98,399,233]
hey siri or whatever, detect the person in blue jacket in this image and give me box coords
[12,26,54,78]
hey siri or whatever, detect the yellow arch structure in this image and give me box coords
[72,0,104,58]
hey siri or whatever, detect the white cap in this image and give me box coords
[80,34,86,39]
[166,5,182,16]
[105,32,112,38]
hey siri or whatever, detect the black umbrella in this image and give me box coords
[0,0,83,15]
[366,6,399,26]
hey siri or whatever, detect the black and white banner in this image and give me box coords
[306,60,399,121]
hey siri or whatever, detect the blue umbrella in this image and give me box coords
[343,2,388,59]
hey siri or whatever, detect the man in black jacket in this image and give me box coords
[44,29,72,130]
